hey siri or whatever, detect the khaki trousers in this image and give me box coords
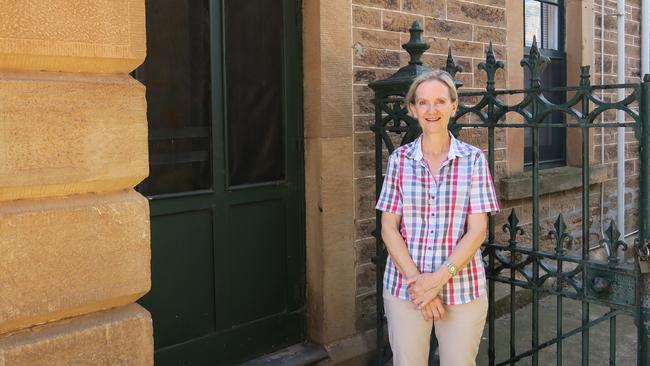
[383,289,488,366]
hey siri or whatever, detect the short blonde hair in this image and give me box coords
[405,70,458,107]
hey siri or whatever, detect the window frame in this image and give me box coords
[523,0,567,169]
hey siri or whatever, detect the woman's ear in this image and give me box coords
[451,100,458,115]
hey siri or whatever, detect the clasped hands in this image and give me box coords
[406,271,447,321]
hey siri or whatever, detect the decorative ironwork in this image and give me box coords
[503,209,525,246]
[520,36,550,89]
[478,42,505,93]
[371,21,650,366]
[601,220,628,265]
[441,47,464,89]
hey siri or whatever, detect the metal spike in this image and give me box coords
[478,41,505,92]
[602,220,628,264]
[441,46,464,88]
[520,35,550,89]
[554,214,567,238]
[550,213,570,254]
[502,208,524,246]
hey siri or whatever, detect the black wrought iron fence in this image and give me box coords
[370,21,650,366]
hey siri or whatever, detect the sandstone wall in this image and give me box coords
[0,1,152,365]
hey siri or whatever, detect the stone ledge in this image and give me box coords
[315,329,377,366]
[500,165,608,201]
[239,342,328,366]
[0,190,150,335]
[0,304,153,366]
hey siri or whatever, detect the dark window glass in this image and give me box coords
[225,0,285,186]
[524,0,565,167]
[136,0,212,196]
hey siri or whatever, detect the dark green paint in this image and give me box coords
[371,22,650,366]
[138,0,305,364]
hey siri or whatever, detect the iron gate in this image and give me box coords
[370,21,650,365]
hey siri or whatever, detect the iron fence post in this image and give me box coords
[639,74,650,366]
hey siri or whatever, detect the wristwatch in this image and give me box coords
[443,260,457,277]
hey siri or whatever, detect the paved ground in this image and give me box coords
[475,290,638,365]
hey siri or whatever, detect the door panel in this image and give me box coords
[136,0,305,364]
[226,199,287,323]
[146,210,216,349]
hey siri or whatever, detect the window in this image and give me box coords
[523,0,566,168]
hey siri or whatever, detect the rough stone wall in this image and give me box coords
[353,0,645,332]
[0,2,152,365]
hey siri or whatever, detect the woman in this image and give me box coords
[376,70,500,366]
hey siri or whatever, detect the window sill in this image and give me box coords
[500,165,608,201]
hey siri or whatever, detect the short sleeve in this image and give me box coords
[375,152,403,216]
[467,152,500,215]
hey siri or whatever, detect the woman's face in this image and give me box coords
[409,80,458,136]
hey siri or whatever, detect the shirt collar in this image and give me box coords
[405,132,472,162]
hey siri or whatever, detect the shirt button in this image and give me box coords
[430,230,434,234]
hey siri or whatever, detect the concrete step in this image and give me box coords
[239,342,329,366]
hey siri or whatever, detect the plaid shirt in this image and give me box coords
[376,134,500,305]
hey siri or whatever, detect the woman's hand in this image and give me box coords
[406,271,446,305]
[420,296,445,321]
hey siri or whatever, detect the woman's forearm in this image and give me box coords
[445,227,486,272]
[381,225,420,279]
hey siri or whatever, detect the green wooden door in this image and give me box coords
[135,1,305,364]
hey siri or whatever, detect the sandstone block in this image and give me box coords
[355,292,377,332]
[474,26,507,44]
[447,0,506,27]
[425,19,472,40]
[450,40,485,58]
[354,67,394,84]
[352,0,399,10]
[0,72,148,201]
[0,190,151,335]
[472,0,506,8]
[354,29,402,50]
[353,6,381,29]
[354,132,374,153]
[354,47,401,68]
[382,11,423,33]
[0,304,153,366]
[356,263,376,296]
[423,37,452,55]
[354,85,375,114]
[355,238,376,266]
[403,0,445,18]
[0,0,145,73]
[355,177,375,220]
[356,218,375,241]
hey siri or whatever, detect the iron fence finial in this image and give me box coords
[478,41,504,92]
[520,36,549,89]
[403,21,429,66]
[602,220,628,264]
[442,46,464,89]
